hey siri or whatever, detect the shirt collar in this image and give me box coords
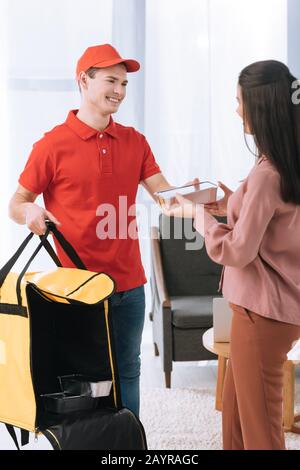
[65,110,118,140]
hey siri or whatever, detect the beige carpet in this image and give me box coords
[140,387,300,450]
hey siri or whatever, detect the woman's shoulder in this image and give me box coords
[245,157,281,203]
[252,156,280,181]
[236,158,277,192]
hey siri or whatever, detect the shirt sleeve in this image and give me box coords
[140,135,161,182]
[18,138,55,194]
[193,169,281,268]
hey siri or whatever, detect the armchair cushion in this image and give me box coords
[171,296,219,329]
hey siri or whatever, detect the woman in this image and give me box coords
[164,60,300,450]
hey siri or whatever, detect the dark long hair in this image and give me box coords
[239,60,300,204]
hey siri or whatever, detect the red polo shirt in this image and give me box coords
[19,110,161,291]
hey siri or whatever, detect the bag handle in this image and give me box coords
[40,237,62,267]
[16,221,87,305]
[16,226,53,305]
[45,221,86,270]
[0,224,63,290]
[0,221,87,305]
[0,231,34,290]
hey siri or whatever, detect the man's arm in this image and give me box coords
[9,184,61,235]
[141,173,174,203]
[141,173,200,203]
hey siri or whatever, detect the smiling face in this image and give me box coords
[79,63,128,116]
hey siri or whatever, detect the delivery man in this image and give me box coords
[8,43,197,418]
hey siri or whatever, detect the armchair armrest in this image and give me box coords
[150,226,171,308]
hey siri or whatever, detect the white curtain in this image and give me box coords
[0,0,288,310]
[145,0,211,185]
[144,0,287,190]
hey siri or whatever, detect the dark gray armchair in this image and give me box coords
[150,214,226,388]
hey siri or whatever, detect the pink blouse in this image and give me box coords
[194,157,300,326]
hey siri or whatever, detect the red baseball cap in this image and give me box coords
[76,44,140,78]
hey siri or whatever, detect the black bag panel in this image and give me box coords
[26,285,122,429]
[42,408,147,450]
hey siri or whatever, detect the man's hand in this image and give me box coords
[25,203,61,235]
[141,173,200,202]
[9,184,61,235]
[162,193,197,219]
[162,197,207,237]
[184,177,200,189]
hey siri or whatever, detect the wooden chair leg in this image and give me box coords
[294,413,300,432]
[283,360,294,431]
[165,371,171,388]
[154,343,159,356]
[215,355,227,412]
[283,360,300,433]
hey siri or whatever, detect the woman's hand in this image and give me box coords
[204,181,233,217]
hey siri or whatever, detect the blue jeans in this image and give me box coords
[110,285,145,418]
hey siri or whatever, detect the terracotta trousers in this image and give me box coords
[222,303,300,450]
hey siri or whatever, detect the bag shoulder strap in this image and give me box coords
[4,425,29,449]
[5,424,20,450]
[21,429,29,447]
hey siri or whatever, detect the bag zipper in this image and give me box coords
[126,409,148,450]
[27,272,116,305]
[42,429,62,450]
[27,293,62,451]
[103,300,118,408]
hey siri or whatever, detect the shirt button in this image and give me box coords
[99,134,104,138]
[102,149,107,154]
